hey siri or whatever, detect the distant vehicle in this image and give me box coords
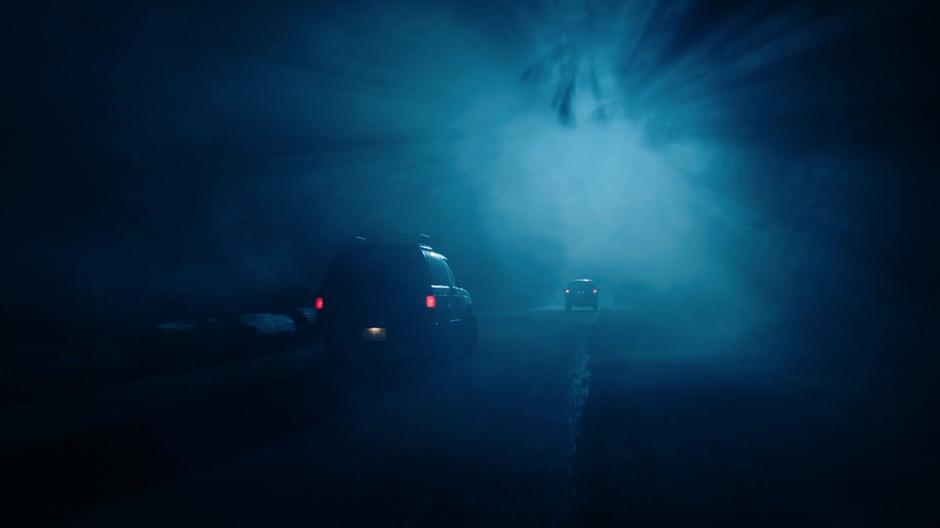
[316,235,477,360]
[565,279,598,311]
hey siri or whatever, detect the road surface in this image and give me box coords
[2,308,936,526]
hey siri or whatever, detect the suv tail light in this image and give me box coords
[315,296,324,310]
[425,294,436,309]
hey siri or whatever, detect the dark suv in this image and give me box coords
[316,235,477,360]
[565,279,598,311]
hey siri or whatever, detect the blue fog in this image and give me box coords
[3,0,935,343]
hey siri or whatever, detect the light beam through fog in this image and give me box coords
[2,0,897,331]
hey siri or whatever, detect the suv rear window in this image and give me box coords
[322,244,428,295]
[426,253,455,287]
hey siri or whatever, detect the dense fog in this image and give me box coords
[4,0,937,343]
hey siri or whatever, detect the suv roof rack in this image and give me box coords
[353,233,432,249]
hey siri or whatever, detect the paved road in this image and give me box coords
[4,308,937,526]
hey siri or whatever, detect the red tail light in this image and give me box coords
[425,294,436,309]
[315,296,324,310]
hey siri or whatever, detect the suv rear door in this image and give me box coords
[321,244,429,324]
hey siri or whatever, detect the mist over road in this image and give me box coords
[5,0,937,330]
